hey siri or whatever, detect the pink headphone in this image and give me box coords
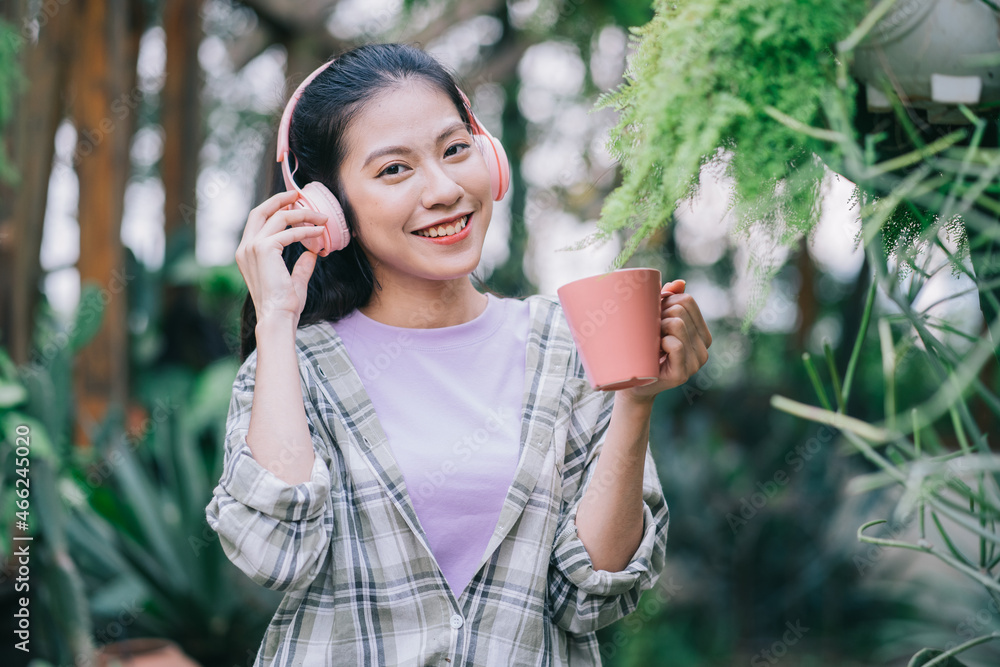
[276,58,511,257]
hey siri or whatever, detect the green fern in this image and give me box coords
[595,0,868,276]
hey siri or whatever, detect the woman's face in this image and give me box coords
[338,80,494,289]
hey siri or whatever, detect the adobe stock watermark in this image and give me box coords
[180,131,267,225]
[359,333,414,382]
[953,595,1000,646]
[853,517,912,576]
[854,456,973,577]
[82,396,181,490]
[727,425,836,534]
[72,87,145,166]
[750,619,810,666]
[74,598,145,667]
[600,575,683,662]
[682,288,796,405]
[191,434,324,560]
[19,268,136,379]
[12,0,71,45]
[413,406,516,502]
[565,269,653,342]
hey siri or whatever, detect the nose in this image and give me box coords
[420,160,463,210]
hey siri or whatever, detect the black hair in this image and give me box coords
[240,43,490,361]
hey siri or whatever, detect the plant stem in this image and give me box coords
[859,520,1000,594]
[770,394,899,444]
[842,278,877,407]
[837,0,901,53]
[866,130,967,177]
[823,341,845,413]
[762,105,846,143]
[802,352,833,411]
[917,631,1000,667]
[930,512,976,567]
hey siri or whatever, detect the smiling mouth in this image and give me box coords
[412,214,470,238]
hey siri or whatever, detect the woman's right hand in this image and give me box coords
[236,190,330,325]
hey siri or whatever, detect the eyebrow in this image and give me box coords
[361,122,468,169]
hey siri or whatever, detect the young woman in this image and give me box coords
[206,43,711,666]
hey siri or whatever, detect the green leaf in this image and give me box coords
[186,358,240,433]
[70,284,106,352]
[0,379,27,408]
[0,346,18,381]
[0,412,58,463]
[109,441,189,591]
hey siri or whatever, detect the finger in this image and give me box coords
[662,334,703,384]
[256,225,326,253]
[662,293,712,349]
[659,335,686,379]
[290,245,318,286]
[661,315,688,340]
[660,281,686,316]
[662,300,698,340]
[246,190,301,236]
[261,207,331,238]
[660,279,686,302]
[662,314,709,372]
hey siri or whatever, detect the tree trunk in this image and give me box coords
[794,236,817,352]
[0,0,72,365]
[67,0,138,446]
[158,0,227,370]
[480,5,533,297]
[162,0,202,244]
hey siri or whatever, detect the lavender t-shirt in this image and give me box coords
[332,293,530,597]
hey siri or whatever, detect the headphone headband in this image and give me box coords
[276,58,336,164]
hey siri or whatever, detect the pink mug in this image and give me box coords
[557,268,662,391]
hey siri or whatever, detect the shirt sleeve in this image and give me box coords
[204,348,334,592]
[547,375,670,635]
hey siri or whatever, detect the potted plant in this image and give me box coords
[589,0,1000,340]
[0,286,277,667]
[851,0,1000,124]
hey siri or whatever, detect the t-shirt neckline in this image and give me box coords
[338,292,506,350]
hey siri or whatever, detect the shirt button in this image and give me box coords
[449,614,464,629]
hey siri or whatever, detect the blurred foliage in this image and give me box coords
[770,235,1000,664]
[0,17,25,186]
[593,0,868,280]
[65,355,284,667]
[589,0,1000,343]
[0,287,109,665]
[588,0,1000,661]
[0,280,277,666]
[596,240,934,665]
[6,0,1000,665]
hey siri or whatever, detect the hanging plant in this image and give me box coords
[592,0,868,277]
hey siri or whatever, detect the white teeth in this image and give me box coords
[416,215,469,238]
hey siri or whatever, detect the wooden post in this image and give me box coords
[67,0,135,446]
[0,0,72,365]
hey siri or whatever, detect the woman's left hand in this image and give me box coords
[620,279,713,404]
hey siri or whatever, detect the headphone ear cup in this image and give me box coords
[295,181,351,256]
[472,132,510,201]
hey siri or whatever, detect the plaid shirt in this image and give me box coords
[205,294,669,666]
